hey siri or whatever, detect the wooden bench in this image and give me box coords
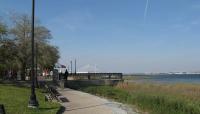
[0,104,6,114]
[44,85,61,102]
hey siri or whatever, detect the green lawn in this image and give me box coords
[0,84,60,114]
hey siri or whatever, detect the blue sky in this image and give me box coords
[1,0,200,73]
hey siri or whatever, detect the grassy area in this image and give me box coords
[0,84,60,114]
[81,83,200,114]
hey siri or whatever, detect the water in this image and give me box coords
[127,74,200,84]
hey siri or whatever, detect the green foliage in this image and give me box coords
[0,84,60,114]
[82,86,200,114]
[38,43,60,69]
[0,22,7,39]
[0,39,18,75]
[0,14,60,79]
[10,14,59,69]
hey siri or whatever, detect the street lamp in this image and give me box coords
[35,43,39,88]
[28,0,39,108]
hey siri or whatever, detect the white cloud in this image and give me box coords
[191,20,200,25]
[192,4,200,9]
[171,24,191,32]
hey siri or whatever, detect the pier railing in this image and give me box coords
[68,73,123,80]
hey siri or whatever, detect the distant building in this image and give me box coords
[54,63,67,73]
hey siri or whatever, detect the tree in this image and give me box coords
[0,21,18,78]
[38,43,60,69]
[0,39,18,74]
[10,14,32,80]
[10,14,59,80]
[0,21,7,40]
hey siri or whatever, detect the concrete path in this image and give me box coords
[57,88,139,114]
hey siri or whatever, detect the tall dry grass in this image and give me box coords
[116,82,200,102]
[82,82,200,114]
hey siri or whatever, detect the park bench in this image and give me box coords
[44,85,61,102]
[0,104,6,114]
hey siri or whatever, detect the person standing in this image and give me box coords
[64,69,69,80]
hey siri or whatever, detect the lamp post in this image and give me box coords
[35,43,39,88]
[28,0,39,108]
[70,61,72,74]
[75,59,76,75]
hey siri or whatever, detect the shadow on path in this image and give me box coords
[66,103,110,112]
[59,97,69,102]
[56,106,66,114]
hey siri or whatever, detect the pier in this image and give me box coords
[60,73,123,88]
[69,73,123,80]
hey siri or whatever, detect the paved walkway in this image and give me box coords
[57,88,138,114]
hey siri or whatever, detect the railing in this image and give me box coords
[69,73,123,80]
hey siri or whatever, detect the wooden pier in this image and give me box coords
[57,72,123,88]
[69,73,123,80]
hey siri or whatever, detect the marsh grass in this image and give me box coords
[82,83,200,114]
[0,84,60,114]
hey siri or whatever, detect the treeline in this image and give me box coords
[0,13,60,80]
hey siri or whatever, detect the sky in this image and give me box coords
[1,0,200,73]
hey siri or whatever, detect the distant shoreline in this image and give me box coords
[123,74,200,84]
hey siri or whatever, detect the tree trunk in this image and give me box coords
[21,63,26,80]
